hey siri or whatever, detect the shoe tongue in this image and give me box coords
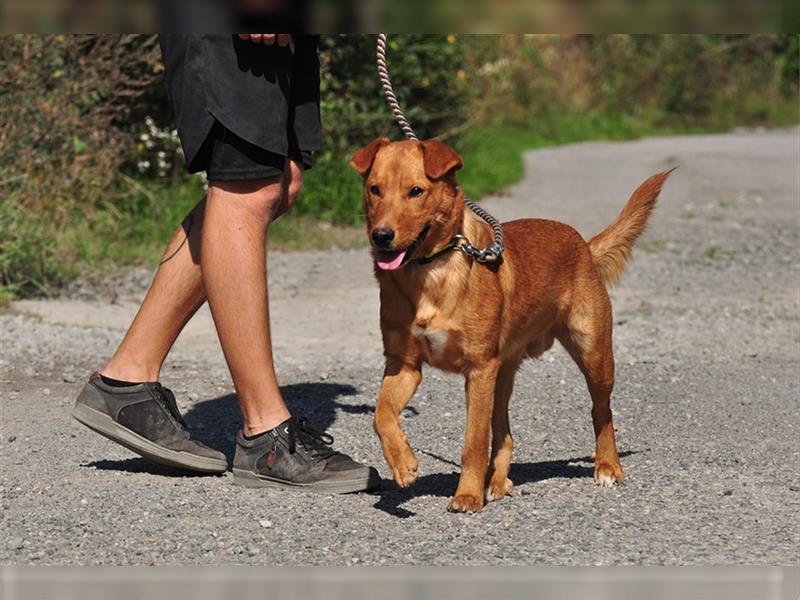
[375,249,407,271]
[152,384,188,430]
[288,417,335,457]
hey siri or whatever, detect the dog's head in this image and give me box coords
[350,138,464,271]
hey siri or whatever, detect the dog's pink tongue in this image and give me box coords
[375,249,407,271]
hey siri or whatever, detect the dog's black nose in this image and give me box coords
[371,227,395,248]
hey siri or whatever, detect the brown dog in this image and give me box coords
[351,138,671,512]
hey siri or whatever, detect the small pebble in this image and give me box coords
[7,537,24,551]
[258,519,273,528]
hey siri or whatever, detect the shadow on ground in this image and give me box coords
[180,381,376,461]
[372,450,639,518]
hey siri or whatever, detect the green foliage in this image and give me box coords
[0,35,162,214]
[1,34,798,299]
[319,34,470,156]
[464,35,798,132]
[0,196,65,296]
[296,154,363,225]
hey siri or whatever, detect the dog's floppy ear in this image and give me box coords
[350,138,390,177]
[421,139,463,180]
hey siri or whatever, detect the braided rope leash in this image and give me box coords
[375,34,504,264]
[376,34,418,142]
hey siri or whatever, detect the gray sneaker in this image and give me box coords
[233,416,380,493]
[72,372,227,473]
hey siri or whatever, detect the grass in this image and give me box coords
[48,178,369,272]
[0,286,15,309]
[0,177,368,301]
[1,107,797,301]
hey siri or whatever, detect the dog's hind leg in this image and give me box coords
[485,358,521,502]
[375,358,423,488]
[557,297,624,487]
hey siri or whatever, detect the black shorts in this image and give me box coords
[192,121,313,181]
[160,35,322,182]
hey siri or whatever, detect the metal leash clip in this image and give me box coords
[477,242,504,263]
[453,235,504,264]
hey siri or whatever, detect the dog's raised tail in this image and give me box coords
[588,169,674,286]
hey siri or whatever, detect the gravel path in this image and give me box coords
[2,129,798,566]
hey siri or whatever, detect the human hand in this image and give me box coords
[238,34,291,47]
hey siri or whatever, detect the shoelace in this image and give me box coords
[287,417,336,459]
[152,384,188,429]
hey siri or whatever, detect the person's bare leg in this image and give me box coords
[202,179,283,434]
[102,160,302,385]
[101,198,208,382]
[203,161,304,436]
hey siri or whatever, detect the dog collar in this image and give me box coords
[410,239,460,265]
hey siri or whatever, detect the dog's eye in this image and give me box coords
[369,185,381,196]
[409,186,425,198]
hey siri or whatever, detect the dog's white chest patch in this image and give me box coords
[410,324,449,360]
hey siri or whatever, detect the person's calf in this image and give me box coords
[102,200,209,384]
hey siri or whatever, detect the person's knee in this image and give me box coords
[207,178,284,225]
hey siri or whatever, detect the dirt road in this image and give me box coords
[2,129,798,565]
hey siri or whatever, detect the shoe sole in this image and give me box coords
[72,402,227,474]
[232,467,380,494]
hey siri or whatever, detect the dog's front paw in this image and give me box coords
[447,494,484,513]
[594,461,623,487]
[385,442,418,488]
[486,476,513,502]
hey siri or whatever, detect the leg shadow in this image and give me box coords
[372,450,640,518]
[181,381,378,462]
[82,458,222,478]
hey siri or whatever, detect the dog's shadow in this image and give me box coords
[83,382,385,475]
[372,450,640,518]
